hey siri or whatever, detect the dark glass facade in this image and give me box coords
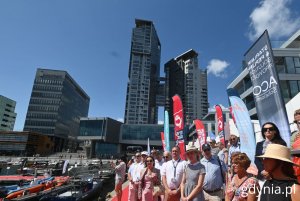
[78,118,122,157]
[95,142,118,156]
[164,59,185,125]
[24,69,90,151]
[79,120,105,137]
[0,131,54,156]
[165,50,208,125]
[121,124,175,141]
[79,118,121,143]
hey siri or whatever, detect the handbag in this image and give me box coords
[154,185,165,196]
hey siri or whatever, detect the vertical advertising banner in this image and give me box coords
[229,106,236,124]
[161,132,166,152]
[164,111,170,151]
[147,138,150,155]
[172,95,186,159]
[194,119,207,151]
[227,88,256,163]
[215,105,225,145]
[244,30,290,147]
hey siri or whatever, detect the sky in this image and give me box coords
[1,0,300,131]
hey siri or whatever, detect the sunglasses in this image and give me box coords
[163,156,169,158]
[146,160,153,163]
[230,138,237,141]
[262,127,275,132]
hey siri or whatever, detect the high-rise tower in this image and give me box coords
[124,19,161,124]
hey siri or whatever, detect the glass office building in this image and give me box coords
[120,124,176,151]
[24,69,90,151]
[227,29,300,119]
[78,117,122,158]
[124,19,161,124]
[0,131,54,156]
[0,95,17,131]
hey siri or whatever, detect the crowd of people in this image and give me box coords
[111,109,300,201]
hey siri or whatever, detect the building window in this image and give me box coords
[289,80,299,97]
[280,80,290,103]
[285,57,295,73]
[295,57,300,73]
[275,57,286,73]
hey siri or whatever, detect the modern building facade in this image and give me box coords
[78,117,122,158]
[119,124,175,151]
[165,49,209,125]
[24,68,90,151]
[0,131,54,156]
[124,19,161,124]
[0,95,17,131]
[227,30,300,119]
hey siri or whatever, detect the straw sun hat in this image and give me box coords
[185,144,199,154]
[256,144,299,166]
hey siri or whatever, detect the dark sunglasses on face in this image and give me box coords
[146,160,153,163]
[163,156,169,158]
[262,127,275,132]
[230,138,236,141]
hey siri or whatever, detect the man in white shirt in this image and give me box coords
[161,146,186,201]
[128,152,144,201]
[155,150,164,173]
[163,151,171,162]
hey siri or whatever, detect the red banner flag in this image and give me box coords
[215,105,225,145]
[172,95,185,159]
[194,119,206,151]
[161,132,166,152]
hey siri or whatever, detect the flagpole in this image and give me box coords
[147,138,150,155]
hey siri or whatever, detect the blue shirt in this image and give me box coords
[200,155,226,191]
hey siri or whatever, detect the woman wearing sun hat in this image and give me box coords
[257,144,300,201]
[180,144,206,201]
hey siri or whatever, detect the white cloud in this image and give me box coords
[206,59,230,78]
[248,0,300,41]
[158,120,164,125]
[117,118,124,123]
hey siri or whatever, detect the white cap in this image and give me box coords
[229,119,239,137]
[141,151,149,156]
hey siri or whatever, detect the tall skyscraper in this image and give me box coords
[124,19,161,124]
[165,49,209,125]
[24,68,90,151]
[0,95,17,131]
